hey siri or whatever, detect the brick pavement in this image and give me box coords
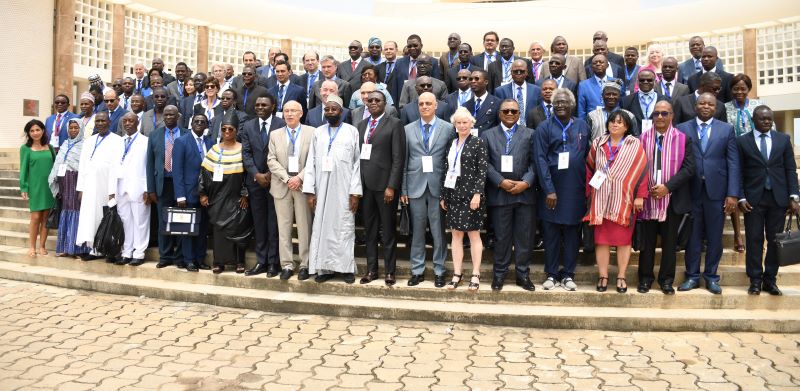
[0,278,798,391]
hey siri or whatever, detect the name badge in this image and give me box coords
[444,171,458,189]
[360,144,372,160]
[213,165,224,182]
[558,152,570,170]
[421,156,433,173]
[470,128,479,137]
[641,119,653,131]
[57,164,67,177]
[288,156,299,173]
[501,155,513,172]
[322,156,334,172]
[589,170,607,189]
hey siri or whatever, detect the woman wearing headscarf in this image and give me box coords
[199,113,250,274]
[78,92,97,137]
[48,118,90,257]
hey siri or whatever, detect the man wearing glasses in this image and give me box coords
[103,90,128,136]
[337,40,368,92]
[494,59,542,127]
[445,43,479,93]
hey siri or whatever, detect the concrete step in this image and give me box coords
[0,196,30,209]
[0,178,18,188]
[0,217,41,232]
[0,186,22,197]
[0,255,795,332]
[0,163,21,170]
[0,170,19,179]
[0,230,56,249]
[0,206,34,219]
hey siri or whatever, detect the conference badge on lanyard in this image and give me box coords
[213,148,224,182]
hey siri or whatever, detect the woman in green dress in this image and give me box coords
[20,119,55,257]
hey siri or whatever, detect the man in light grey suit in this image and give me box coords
[350,82,399,128]
[401,92,455,287]
[165,62,190,101]
[398,54,448,108]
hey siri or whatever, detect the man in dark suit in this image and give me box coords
[390,35,441,108]
[241,95,285,277]
[268,62,307,121]
[103,90,128,139]
[256,47,280,79]
[209,89,246,142]
[537,54,578,98]
[309,55,353,109]
[263,53,302,88]
[350,82,399,128]
[527,79,556,129]
[46,94,78,148]
[737,106,800,296]
[305,80,351,127]
[172,113,214,272]
[230,51,270,90]
[470,31,499,71]
[676,93,740,294]
[592,31,625,68]
[337,40,368,92]
[494,59,542,127]
[178,74,208,128]
[143,57,175,89]
[235,66,269,119]
[621,69,668,132]
[438,33,461,80]
[583,40,623,81]
[488,38,534,94]
[673,72,728,125]
[656,57,690,101]
[398,54,447,107]
[143,76,177,112]
[145,105,186,268]
[400,77,451,126]
[377,41,399,103]
[687,47,733,103]
[445,43,479,93]
[637,101,695,294]
[165,62,190,101]
[444,69,474,114]
[356,91,406,285]
[463,70,500,135]
[300,51,322,106]
[481,99,537,291]
[678,36,726,84]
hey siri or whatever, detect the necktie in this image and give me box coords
[474,98,482,118]
[423,124,432,153]
[664,82,672,99]
[533,62,541,79]
[641,94,653,118]
[459,91,469,106]
[760,133,771,189]
[384,62,394,83]
[137,79,142,92]
[289,128,296,157]
[196,137,204,156]
[656,135,663,172]
[503,59,512,83]
[261,120,268,144]
[178,81,183,97]
[307,73,317,97]
[516,87,525,125]
[125,136,131,149]
[546,104,552,114]
[123,96,129,110]
[695,59,702,73]
[410,61,417,79]
[55,113,62,133]
[164,129,174,172]
[367,119,378,143]
[351,60,357,72]
[278,85,285,111]
[699,123,709,152]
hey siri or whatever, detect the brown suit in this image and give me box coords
[267,124,314,270]
[539,55,587,84]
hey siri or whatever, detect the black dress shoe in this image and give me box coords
[298,268,309,281]
[129,258,144,266]
[244,264,267,276]
[280,268,294,280]
[360,272,377,284]
[678,279,699,291]
[385,273,396,286]
[155,261,172,268]
[706,280,722,295]
[762,282,782,296]
[637,281,651,294]
[105,257,117,264]
[407,274,424,286]
[516,277,536,291]
[185,263,199,272]
[266,264,281,278]
[434,274,446,288]
[114,257,130,266]
[661,285,675,295]
[175,262,187,269]
[197,263,210,270]
[491,276,504,291]
[748,283,761,295]
[315,273,334,283]
[343,273,355,284]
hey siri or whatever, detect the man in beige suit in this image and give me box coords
[267,100,314,281]
[539,36,587,84]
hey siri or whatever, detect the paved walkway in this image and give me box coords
[0,279,798,391]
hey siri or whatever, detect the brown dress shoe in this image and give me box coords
[359,272,377,284]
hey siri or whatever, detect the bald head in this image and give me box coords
[122,112,139,135]
[320,80,339,101]
[103,90,119,111]
[418,92,437,121]
[283,100,302,127]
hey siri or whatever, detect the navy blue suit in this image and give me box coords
[172,131,214,266]
[268,82,308,122]
[304,106,351,128]
[676,118,740,283]
[45,111,78,148]
[584,63,624,86]
[621,91,668,135]
[107,108,128,137]
[390,56,442,108]
[536,76,578,99]
[494,83,542,122]
[146,126,188,264]
[463,94,501,135]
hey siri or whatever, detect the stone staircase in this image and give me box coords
[0,149,798,333]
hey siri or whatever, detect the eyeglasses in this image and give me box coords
[468,77,481,81]
[103,99,116,103]
[348,46,360,50]
[205,85,217,89]
[511,70,526,75]
[652,111,671,118]
[418,84,432,88]
[366,98,383,103]
[456,76,469,81]
[241,72,254,76]
[192,119,208,124]
[500,109,520,114]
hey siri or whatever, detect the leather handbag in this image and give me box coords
[776,213,800,266]
[398,204,410,236]
[45,198,61,230]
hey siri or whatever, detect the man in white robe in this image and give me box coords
[112,112,150,266]
[75,111,124,259]
[302,95,362,283]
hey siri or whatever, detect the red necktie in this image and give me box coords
[409,61,417,79]
[367,119,378,143]
[165,129,175,172]
[351,61,357,72]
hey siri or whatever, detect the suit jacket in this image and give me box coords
[265,74,303,89]
[672,93,728,125]
[309,78,352,109]
[143,72,175,90]
[676,118,740,201]
[402,118,456,198]
[487,57,534,93]
[144,94,177,112]
[481,125,537,206]
[240,115,286,184]
[444,90,471,116]
[209,109,247,143]
[665,134,696,215]
[445,64,480,93]
[115,131,149,199]
[470,51,497,70]
[106,108,128,135]
[377,60,400,105]
[536,75,578,98]
[256,65,274,79]
[494,82,542,117]
[390,55,442,107]
[737,130,799,208]
[400,99,451,126]
[655,79,690,101]
[606,51,625,69]
[584,62,624,85]
[398,78,448,108]
[304,106,352,128]
[337,58,369,92]
[687,69,733,104]
[234,84,269,118]
[146,126,187,196]
[166,80,188,101]
[179,94,201,127]
[357,115,406,192]
[463,94,501,134]
[678,57,725,84]
[172,131,214,204]
[621,91,668,130]
[539,55,587,84]
[267,124,314,199]
[439,51,460,81]
[577,76,621,119]
[45,111,78,147]
[267,82,308,121]
[229,73,270,91]
[299,71,322,102]
[526,103,550,130]
[350,105,399,129]
[140,109,164,137]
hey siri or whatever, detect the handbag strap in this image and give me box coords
[784,213,800,232]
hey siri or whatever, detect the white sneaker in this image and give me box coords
[562,277,577,291]
[542,277,556,290]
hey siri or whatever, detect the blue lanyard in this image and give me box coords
[542,102,551,119]
[450,136,468,172]
[206,97,217,119]
[556,118,573,152]
[121,133,138,162]
[503,124,517,154]
[152,112,157,130]
[624,65,638,82]
[604,136,625,172]
[640,94,655,118]
[286,126,300,153]
[733,99,755,134]
[327,124,342,154]
[62,141,76,163]
[90,133,108,160]
[447,52,456,68]
[217,146,224,165]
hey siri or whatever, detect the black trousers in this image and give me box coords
[638,209,680,286]
[362,189,397,274]
[156,178,182,263]
[744,190,786,285]
[248,184,279,267]
[490,203,535,278]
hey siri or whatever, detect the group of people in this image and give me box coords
[21,30,798,296]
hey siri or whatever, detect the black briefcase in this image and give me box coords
[161,207,200,236]
[776,213,800,266]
